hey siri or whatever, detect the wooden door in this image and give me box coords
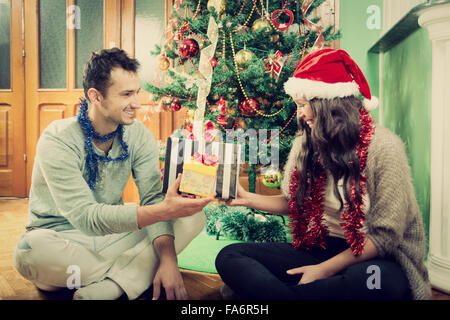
[0,0,26,197]
[24,0,118,193]
[23,0,180,202]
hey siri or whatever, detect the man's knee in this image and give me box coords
[14,229,60,281]
[174,211,206,237]
[172,211,207,254]
[14,245,37,281]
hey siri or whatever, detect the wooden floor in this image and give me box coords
[0,198,223,300]
[0,198,449,300]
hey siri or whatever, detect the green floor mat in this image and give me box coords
[178,222,292,274]
[177,228,244,274]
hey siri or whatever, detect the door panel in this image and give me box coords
[24,0,111,193]
[23,0,179,202]
[0,0,26,197]
[38,0,67,89]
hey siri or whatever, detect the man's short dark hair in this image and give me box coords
[83,48,140,101]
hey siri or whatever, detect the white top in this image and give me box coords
[323,172,370,239]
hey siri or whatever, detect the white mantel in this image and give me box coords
[418,2,450,294]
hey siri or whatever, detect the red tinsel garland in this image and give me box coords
[288,108,375,256]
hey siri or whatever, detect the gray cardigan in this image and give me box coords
[281,125,431,300]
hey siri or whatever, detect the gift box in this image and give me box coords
[162,137,242,199]
[179,153,220,197]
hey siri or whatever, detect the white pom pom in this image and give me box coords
[364,96,379,111]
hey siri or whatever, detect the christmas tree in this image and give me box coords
[145,0,340,192]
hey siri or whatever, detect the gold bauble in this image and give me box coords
[158,57,170,71]
[207,0,226,15]
[187,109,196,122]
[235,49,254,69]
[237,118,246,130]
[251,18,271,33]
[271,34,280,43]
[261,167,282,188]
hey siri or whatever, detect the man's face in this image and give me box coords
[100,67,141,126]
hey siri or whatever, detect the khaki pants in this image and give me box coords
[13,212,205,300]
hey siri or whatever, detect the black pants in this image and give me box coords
[215,237,411,300]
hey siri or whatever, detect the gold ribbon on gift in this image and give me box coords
[302,0,324,52]
[192,4,221,141]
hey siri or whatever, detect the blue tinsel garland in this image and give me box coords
[77,99,129,190]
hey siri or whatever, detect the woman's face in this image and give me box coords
[294,97,314,129]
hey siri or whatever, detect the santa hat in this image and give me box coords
[284,49,378,111]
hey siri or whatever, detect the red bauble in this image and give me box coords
[239,97,260,117]
[171,100,182,112]
[217,114,228,126]
[179,38,200,58]
[218,96,227,115]
[210,56,219,68]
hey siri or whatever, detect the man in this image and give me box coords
[13,48,214,300]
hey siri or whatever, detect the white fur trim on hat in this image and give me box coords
[284,77,360,100]
[363,96,379,111]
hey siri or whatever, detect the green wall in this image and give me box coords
[382,28,432,242]
[339,2,432,244]
[340,0,383,122]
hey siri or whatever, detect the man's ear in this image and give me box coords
[87,88,103,105]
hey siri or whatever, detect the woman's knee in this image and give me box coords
[343,259,410,299]
[373,261,410,299]
[215,243,252,272]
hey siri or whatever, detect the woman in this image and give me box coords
[215,49,431,300]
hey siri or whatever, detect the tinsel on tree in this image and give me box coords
[145,0,340,192]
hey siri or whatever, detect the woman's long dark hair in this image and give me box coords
[295,96,363,212]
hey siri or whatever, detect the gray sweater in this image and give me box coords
[25,117,173,241]
[281,125,431,300]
